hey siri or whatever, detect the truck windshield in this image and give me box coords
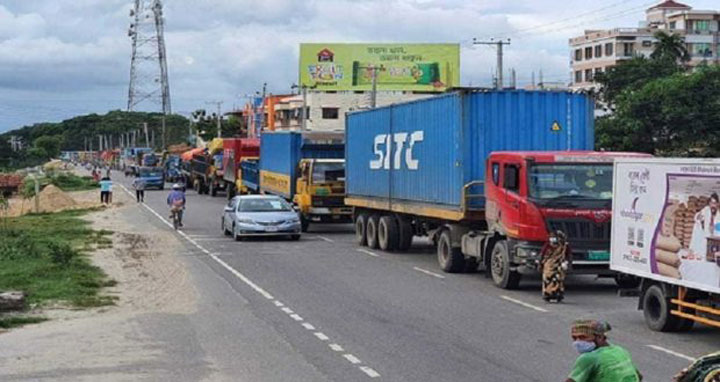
[528,164,613,200]
[312,162,345,183]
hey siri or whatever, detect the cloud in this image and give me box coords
[1,0,719,132]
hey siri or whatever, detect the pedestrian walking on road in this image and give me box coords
[99,176,113,205]
[132,177,146,203]
[541,230,571,303]
[566,319,642,382]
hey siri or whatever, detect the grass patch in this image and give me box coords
[21,172,98,197]
[0,316,48,329]
[0,209,115,308]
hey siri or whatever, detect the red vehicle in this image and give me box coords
[222,138,260,199]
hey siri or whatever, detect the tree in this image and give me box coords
[594,56,682,110]
[33,135,62,159]
[650,31,690,65]
[596,66,720,156]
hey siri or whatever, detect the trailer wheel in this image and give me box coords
[396,216,413,251]
[355,214,368,246]
[378,215,399,251]
[642,284,679,332]
[366,215,380,249]
[437,229,465,273]
[490,240,521,289]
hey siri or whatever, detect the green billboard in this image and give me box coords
[299,43,460,92]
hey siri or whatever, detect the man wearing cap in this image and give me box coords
[566,320,642,382]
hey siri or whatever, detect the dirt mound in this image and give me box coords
[4,185,80,217]
[37,184,78,213]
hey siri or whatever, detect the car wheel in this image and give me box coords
[233,224,243,241]
[222,217,230,236]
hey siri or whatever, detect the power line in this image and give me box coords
[472,39,511,89]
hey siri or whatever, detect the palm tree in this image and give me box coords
[651,31,690,64]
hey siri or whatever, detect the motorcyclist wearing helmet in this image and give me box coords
[167,183,186,227]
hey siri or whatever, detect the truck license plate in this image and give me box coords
[588,251,610,261]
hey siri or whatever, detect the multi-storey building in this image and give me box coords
[570,1,719,90]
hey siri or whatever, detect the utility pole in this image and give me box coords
[161,115,166,149]
[472,38,511,89]
[206,101,223,138]
[143,122,150,147]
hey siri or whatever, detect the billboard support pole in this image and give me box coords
[371,66,377,108]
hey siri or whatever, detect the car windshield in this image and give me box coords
[140,170,162,177]
[312,162,345,183]
[239,198,293,212]
[528,164,613,200]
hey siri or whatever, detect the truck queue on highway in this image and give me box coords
[108,89,719,334]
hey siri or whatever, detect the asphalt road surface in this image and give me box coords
[116,174,720,381]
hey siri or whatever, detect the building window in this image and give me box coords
[595,45,602,58]
[575,70,582,83]
[585,69,593,82]
[642,40,652,47]
[669,21,677,29]
[321,107,339,119]
[605,43,613,56]
[694,20,710,31]
[623,43,634,57]
[595,67,603,76]
[692,43,713,57]
[575,49,582,61]
[585,47,593,59]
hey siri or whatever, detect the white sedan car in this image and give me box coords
[222,195,302,241]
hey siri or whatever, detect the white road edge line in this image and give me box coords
[646,345,696,362]
[500,295,548,313]
[359,366,381,378]
[413,267,446,279]
[314,235,335,243]
[127,190,385,377]
[343,354,362,365]
[357,249,379,257]
[314,332,330,341]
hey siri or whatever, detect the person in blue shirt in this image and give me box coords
[132,177,146,203]
[99,176,113,204]
[167,183,186,227]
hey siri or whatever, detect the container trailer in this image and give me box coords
[610,158,720,331]
[345,89,650,289]
[258,132,351,231]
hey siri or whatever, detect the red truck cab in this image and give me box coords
[222,138,260,199]
[483,151,652,282]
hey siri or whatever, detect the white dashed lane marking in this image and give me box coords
[500,295,549,313]
[647,345,695,362]
[412,267,445,279]
[314,332,330,341]
[343,354,362,365]
[357,249,380,257]
[314,235,335,243]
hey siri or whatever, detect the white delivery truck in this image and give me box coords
[611,158,720,332]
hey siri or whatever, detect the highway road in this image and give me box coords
[116,175,720,381]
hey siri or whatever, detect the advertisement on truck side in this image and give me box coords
[611,159,720,295]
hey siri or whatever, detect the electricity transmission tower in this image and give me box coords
[127,0,171,114]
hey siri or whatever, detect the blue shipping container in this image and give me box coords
[259,132,343,199]
[345,90,594,214]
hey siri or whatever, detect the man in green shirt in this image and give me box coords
[566,319,643,382]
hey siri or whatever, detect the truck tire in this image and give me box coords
[210,181,217,197]
[614,274,641,289]
[366,215,380,249]
[378,215,399,251]
[437,229,465,273]
[490,240,521,289]
[396,216,413,251]
[193,179,201,193]
[642,284,680,332]
[355,214,368,246]
[226,183,236,200]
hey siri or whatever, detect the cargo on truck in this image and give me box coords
[188,139,225,195]
[611,158,720,332]
[258,131,351,231]
[222,138,260,199]
[345,89,650,289]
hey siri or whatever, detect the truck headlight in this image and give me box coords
[516,247,539,259]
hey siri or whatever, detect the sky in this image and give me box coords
[0,0,717,133]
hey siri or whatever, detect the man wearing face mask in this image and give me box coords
[566,320,642,382]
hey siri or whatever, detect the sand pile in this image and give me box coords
[3,185,79,217]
